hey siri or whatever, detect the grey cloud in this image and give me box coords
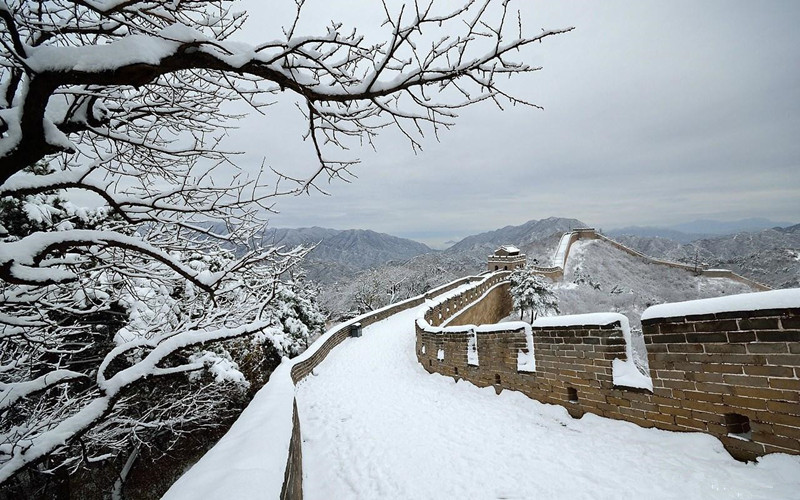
[223,0,800,246]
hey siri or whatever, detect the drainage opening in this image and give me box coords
[428,360,432,367]
[567,387,578,403]
[495,374,501,385]
[454,367,459,375]
[724,413,751,438]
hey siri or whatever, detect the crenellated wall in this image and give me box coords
[417,283,800,461]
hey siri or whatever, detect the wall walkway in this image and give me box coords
[163,273,505,500]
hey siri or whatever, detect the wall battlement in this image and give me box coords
[417,283,800,461]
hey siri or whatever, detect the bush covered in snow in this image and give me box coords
[509,268,559,322]
[0,169,325,495]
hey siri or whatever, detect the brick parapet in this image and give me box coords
[417,283,800,461]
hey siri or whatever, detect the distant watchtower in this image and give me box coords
[488,245,526,272]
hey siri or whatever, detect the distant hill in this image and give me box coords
[615,225,800,289]
[668,217,794,235]
[261,227,434,283]
[445,217,588,253]
[606,226,711,244]
[554,238,755,328]
[608,218,795,243]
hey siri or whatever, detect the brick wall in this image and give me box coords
[642,308,800,459]
[417,283,800,461]
[446,282,512,327]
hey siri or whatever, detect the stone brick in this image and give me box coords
[752,432,800,451]
[708,344,755,354]
[722,375,770,388]
[743,365,794,377]
[650,333,689,344]
[674,415,707,430]
[694,382,735,395]
[683,391,724,404]
[746,342,789,354]
[658,322,695,334]
[758,411,800,426]
[692,320,739,333]
[721,395,767,410]
[780,317,800,329]
[734,385,798,401]
[727,331,757,343]
[738,318,781,330]
[757,330,800,342]
[763,354,800,367]
[766,401,800,416]
[769,378,800,391]
[667,343,705,353]
[661,405,692,418]
[703,363,744,374]
[685,332,728,343]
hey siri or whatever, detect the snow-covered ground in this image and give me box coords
[296,303,800,499]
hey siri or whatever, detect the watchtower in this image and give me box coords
[487,245,526,272]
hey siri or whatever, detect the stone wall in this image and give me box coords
[446,282,512,327]
[643,308,800,459]
[417,283,800,461]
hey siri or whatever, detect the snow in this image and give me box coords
[467,331,479,366]
[296,303,800,499]
[162,362,296,500]
[163,292,453,500]
[516,322,536,372]
[551,231,573,268]
[642,288,800,321]
[533,313,652,391]
[532,312,625,328]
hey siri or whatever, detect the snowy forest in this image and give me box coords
[0,0,574,497]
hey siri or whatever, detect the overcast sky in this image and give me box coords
[225,0,799,248]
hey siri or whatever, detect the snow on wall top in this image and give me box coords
[532,312,626,328]
[641,288,800,321]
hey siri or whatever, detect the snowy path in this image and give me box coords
[296,304,800,499]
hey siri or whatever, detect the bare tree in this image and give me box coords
[0,0,571,487]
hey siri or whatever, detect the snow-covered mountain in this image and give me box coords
[608,217,795,242]
[261,227,434,284]
[264,227,433,268]
[554,239,754,327]
[614,224,800,289]
[445,217,588,253]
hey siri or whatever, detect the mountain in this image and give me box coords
[668,218,795,235]
[615,225,800,289]
[445,217,588,253]
[554,238,755,328]
[261,227,434,283]
[606,226,711,244]
[608,218,796,243]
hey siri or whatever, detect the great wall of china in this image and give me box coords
[530,228,771,291]
[165,232,799,500]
